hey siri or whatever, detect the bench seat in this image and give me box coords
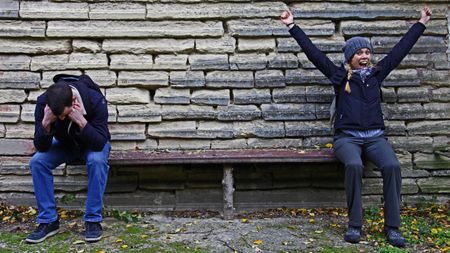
[109,149,336,165]
[109,149,337,219]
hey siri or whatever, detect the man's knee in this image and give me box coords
[86,152,108,167]
[29,153,45,171]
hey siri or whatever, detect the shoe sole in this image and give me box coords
[25,229,59,244]
[85,235,102,243]
[344,238,360,244]
[344,235,361,244]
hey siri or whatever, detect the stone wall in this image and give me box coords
[0,0,449,210]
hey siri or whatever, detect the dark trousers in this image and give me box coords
[333,133,402,228]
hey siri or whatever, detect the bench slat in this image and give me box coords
[109,149,336,166]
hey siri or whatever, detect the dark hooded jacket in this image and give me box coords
[289,22,426,131]
[34,74,110,152]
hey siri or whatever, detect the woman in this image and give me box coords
[280,6,431,247]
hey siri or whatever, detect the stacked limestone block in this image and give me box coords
[0,0,449,209]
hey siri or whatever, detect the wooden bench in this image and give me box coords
[108,149,337,219]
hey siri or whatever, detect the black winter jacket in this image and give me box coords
[289,22,426,131]
[34,74,110,152]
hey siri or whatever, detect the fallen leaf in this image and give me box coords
[241,218,248,223]
[115,239,123,243]
[60,211,68,219]
[253,239,262,245]
[72,240,85,245]
[121,244,128,249]
[26,207,37,216]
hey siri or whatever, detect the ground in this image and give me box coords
[0,202,448,253]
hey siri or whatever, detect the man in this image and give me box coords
[26,74,111,243]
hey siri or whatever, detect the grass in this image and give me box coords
[321,247,360,253]
[0,230,209,253]
[362,204,450,252]
[0,231,71,253]
[0,202,448,252]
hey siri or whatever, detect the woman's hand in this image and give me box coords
[419,6,432,25]
[280,10,295,28]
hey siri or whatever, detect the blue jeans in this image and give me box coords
[333,133,401,228]
[30,138,110,223]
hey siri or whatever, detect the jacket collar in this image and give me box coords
[330,64,382,86]
[69,85,87,115]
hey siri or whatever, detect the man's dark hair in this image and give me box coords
[46,82,73,116]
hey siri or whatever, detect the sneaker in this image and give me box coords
[385,227,405,248]
[344,226,361,243]
[25,220,60,244]
[85,221,102,242]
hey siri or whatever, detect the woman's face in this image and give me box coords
[350,48,372,69]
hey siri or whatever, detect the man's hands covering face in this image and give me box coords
[42,105,57,134]
[68,102,87,129]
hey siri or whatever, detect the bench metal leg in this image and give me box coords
[222,164,234,220]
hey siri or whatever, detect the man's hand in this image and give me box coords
[42,105,57,134]
[280,10,294,27]
[419,6,432,25]
[68,103,87,129]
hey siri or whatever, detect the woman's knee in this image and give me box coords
[382,161,401,175]
[345,162,364,175]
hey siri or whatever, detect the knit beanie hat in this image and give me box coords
[342,37,373,63]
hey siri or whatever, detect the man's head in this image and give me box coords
[46,82,74,120]
[342,37,373,68]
